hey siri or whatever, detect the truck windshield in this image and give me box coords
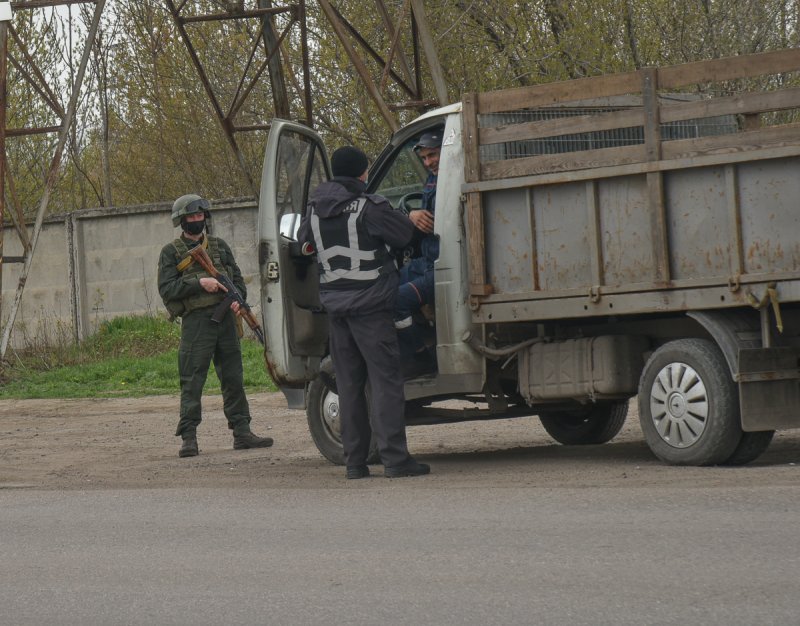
[372,138,429,208]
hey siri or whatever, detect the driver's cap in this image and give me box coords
[414,130,443,151]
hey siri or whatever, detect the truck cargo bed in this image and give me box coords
[461,49,800,324]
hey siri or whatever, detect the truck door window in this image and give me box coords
[276,132,327,218]
[372,139,429,208]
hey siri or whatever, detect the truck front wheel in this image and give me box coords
[538,400,628,445]
[638,338,742,466]
[306,357,379,466]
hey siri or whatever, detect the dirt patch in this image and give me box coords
[1,393,799,490]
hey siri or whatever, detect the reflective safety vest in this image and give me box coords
[309,196,396,290]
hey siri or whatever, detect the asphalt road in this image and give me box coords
[2,484,800,625]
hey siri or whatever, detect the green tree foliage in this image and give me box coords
[5,0,800,216]
[92,0,261,204]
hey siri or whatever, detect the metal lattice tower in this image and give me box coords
[0,0,445,357]
[165,0,447,188]
[0,0,105,358]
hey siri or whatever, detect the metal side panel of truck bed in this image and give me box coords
[460,49,800,326]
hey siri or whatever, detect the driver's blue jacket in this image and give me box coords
[419,173,439,265]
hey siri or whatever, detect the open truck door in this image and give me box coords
[258,119,329,407]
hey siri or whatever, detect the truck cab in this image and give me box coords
[257,110,506,463]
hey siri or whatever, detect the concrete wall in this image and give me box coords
[1,197,259,349]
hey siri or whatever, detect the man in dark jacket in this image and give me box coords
[298,146,431,479]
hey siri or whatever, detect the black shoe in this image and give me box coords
[179,435,198,458]
[384,458,430,478]
[346,465,370,479]
[233,431,274,450]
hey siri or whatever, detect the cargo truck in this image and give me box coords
[258,48,800,466]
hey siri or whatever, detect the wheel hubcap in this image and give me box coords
[649,362,709,448]
[321,389,342,441]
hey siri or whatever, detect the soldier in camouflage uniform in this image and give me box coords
[157,194,273,458]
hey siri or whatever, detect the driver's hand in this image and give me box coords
[409,209,434,234]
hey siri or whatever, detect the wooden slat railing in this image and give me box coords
[463,47,800,298]
[470,47,800,183]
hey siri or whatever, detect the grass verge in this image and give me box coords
[0,315,277,399]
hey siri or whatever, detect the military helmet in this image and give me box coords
[171,194,211,227]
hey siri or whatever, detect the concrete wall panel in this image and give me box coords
[0,198,259,349]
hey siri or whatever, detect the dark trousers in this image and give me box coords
[396,257,434,316]
[328,310,411,468]
[175,307,251,437]
[396,257,435,355]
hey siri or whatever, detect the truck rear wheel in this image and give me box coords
[306,357,379,466]
[638,338,742,466]
[539,400,628,445]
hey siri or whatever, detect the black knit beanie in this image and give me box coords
[331,146,369,178]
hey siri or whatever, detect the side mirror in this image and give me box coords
[279,213,300,241]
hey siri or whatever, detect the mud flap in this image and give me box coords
[280,386,307,410]
[738,347,800,431]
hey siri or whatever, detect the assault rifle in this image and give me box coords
[188,245,265,346]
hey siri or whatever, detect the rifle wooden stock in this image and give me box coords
[188,244,220,278]
[188,244,265,345]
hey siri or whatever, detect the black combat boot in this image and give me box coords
[233,431,274,450]
[179,435,199,458]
